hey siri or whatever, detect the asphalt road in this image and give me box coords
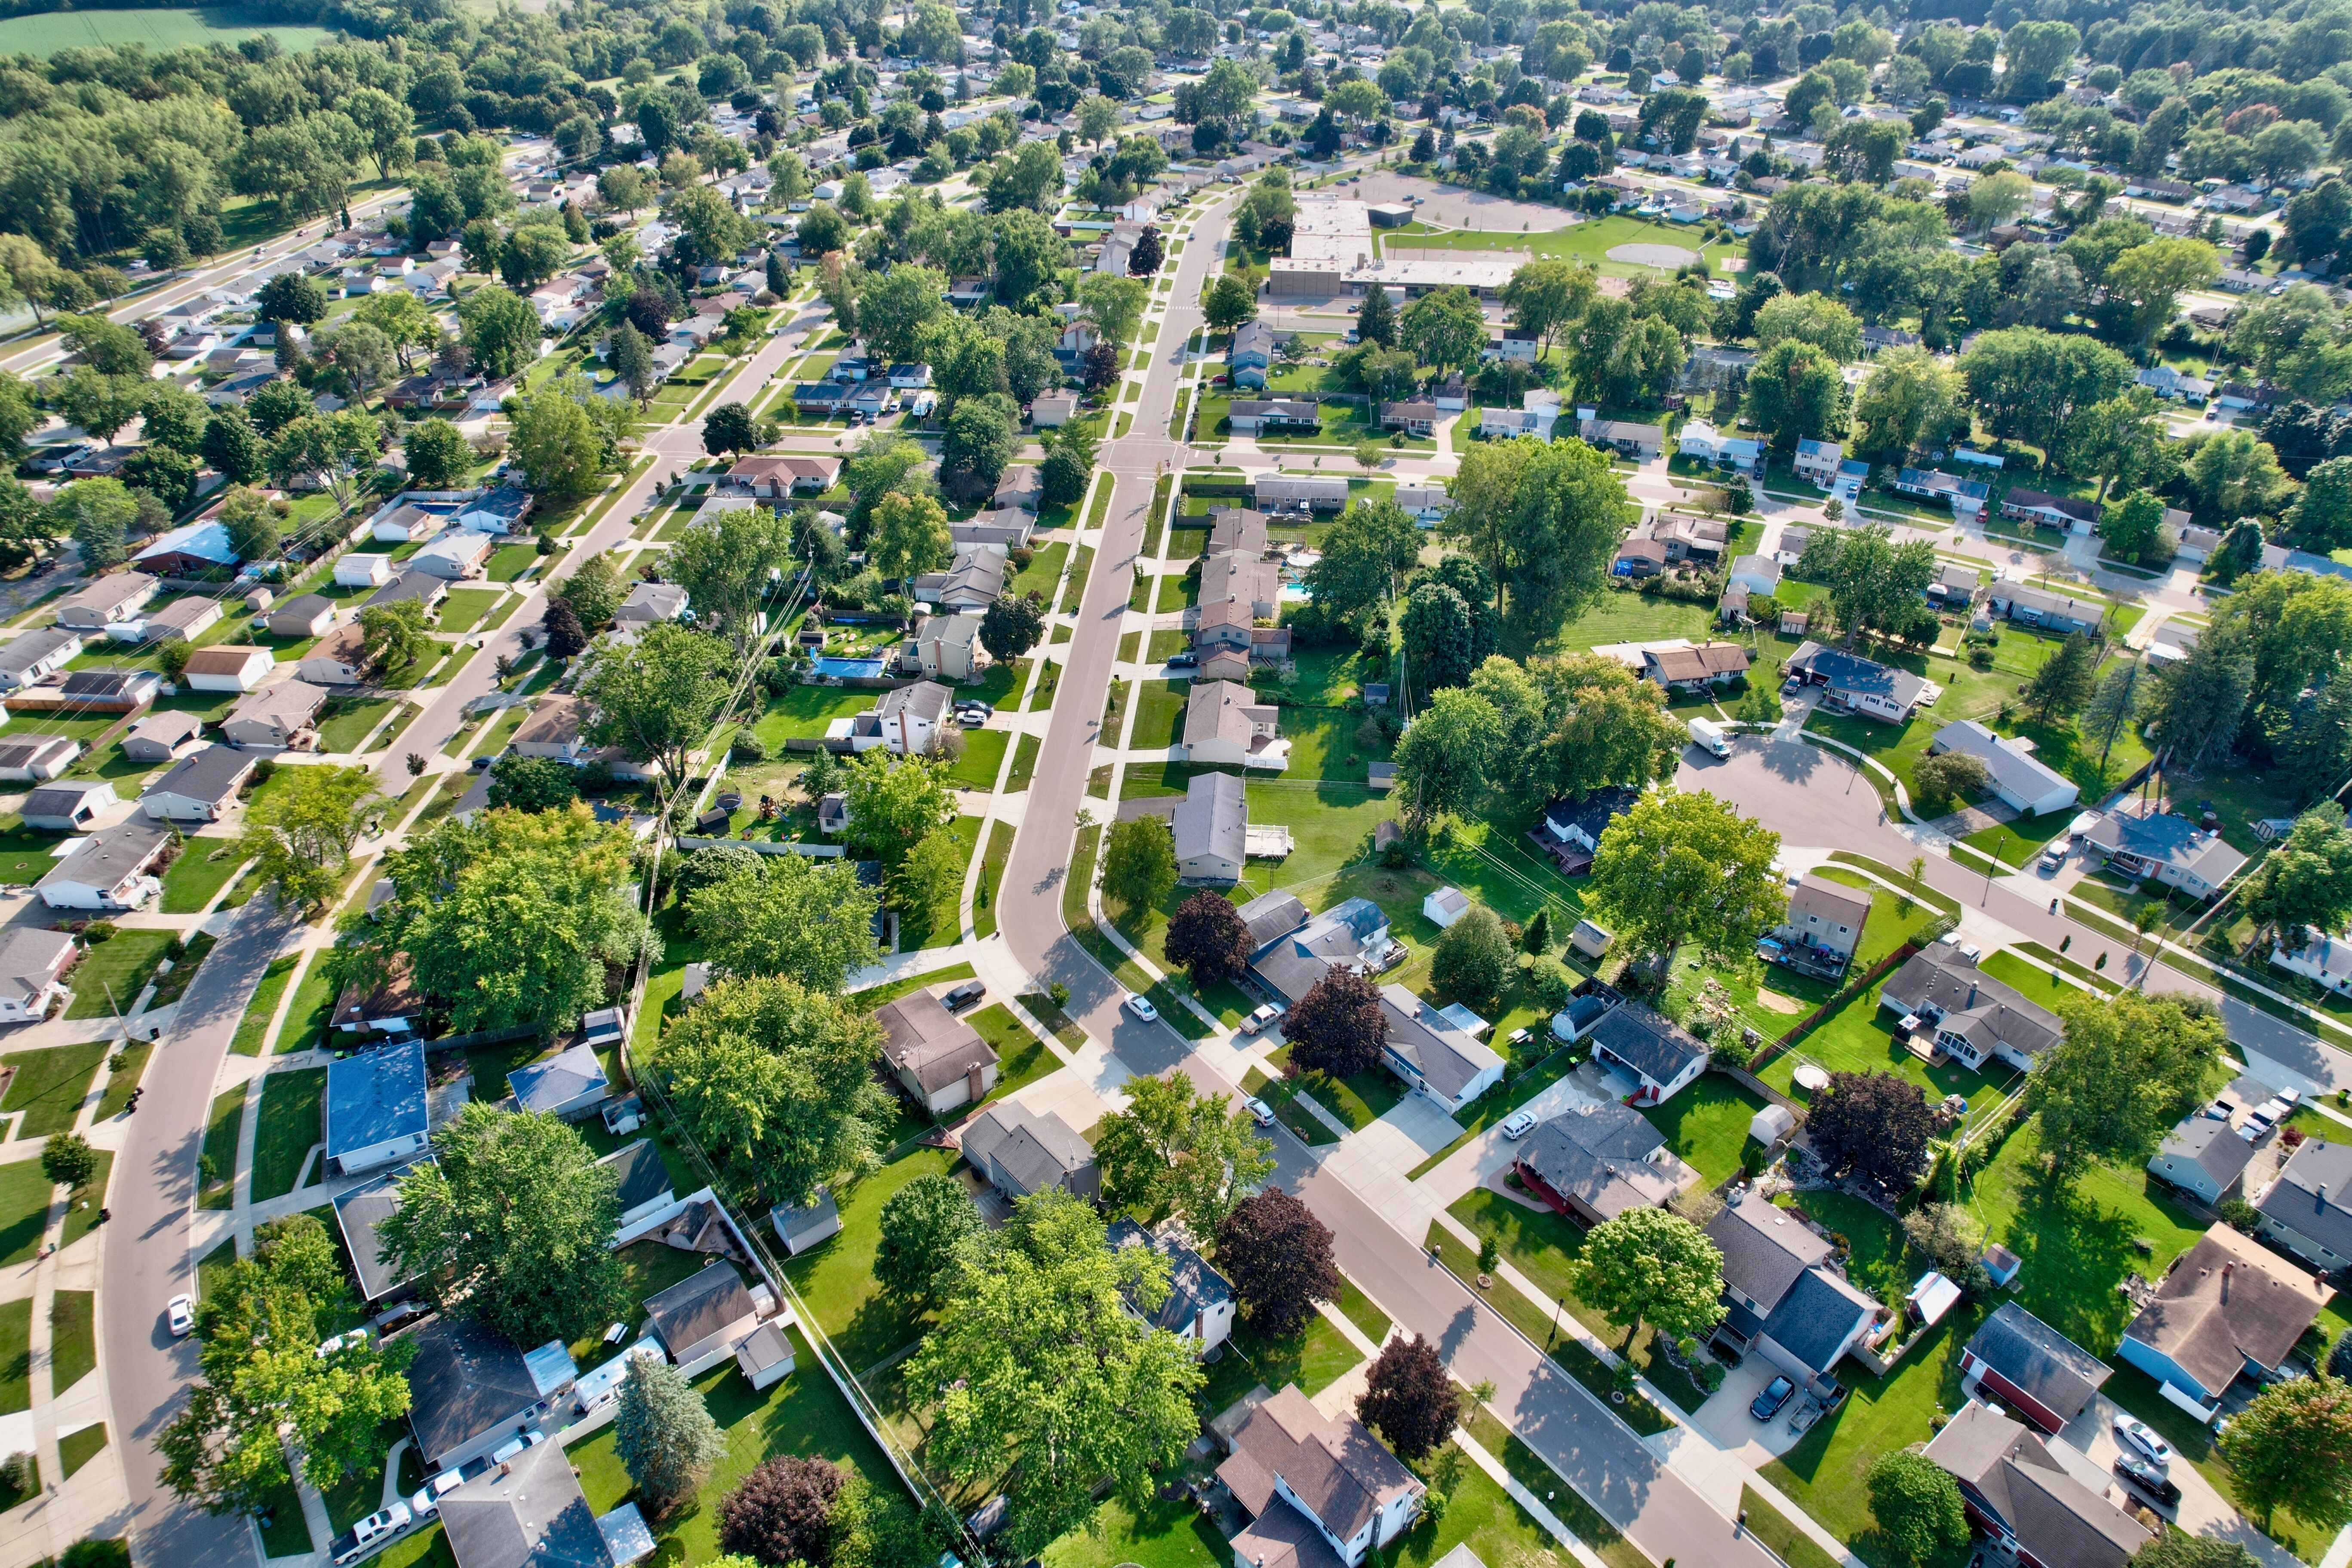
[101,895,303,1568]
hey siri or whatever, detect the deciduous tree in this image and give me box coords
[719,1455,845,1567]
[1356,1334,1457,1460]
[1587,791,1784,972]
[686,856,881,992]
[841,752,952,867]
[1430,904,1512,1008]
[979,593,1045,663]
[670,502,791,654]
[1866,1451,1970,1567]
[876,1172,984,1309]
[2224,1375,2352,1531]
[238,765,383,913]
[1808,1071,1935,1190]
[1574,1206,1726,1348]
[579,622,734,799]
[402,418,471,489]
[1393,686,1501,825]
[1214,1186,1340,1338]
[1102,815,1177,916]
[1284,968,1385,1079]
[1165,892,1252,987]
[2032,991,2226,1178]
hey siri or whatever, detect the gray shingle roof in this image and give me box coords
[1923,1404,2150,1568]
[325,1038,428,1158]
[1378,984,1502,1102]
[1931,720,2076,807]
[1881,945,2064,1062]
[1759,1264,1878,1374]
[2158,1116,2254,1189]
[2122,1224,2331,1394]
[644,1261,756,1359]
[1173,770,1246,870]
[597,1140,673,1216]
[963,1104,1094,1198]
[333,1162,422,1302]
[404,1316,567,1466]
[1239,891,1309,952]
[1705,1195,1831,1313]
[507,1043,609,1115]
[435,1426,612,1568]
[1107,1217,1234,1333]
[1786,640,1929,710]
[2256,1137,2352,1261]
[1964,1303,2109,1426]
[1513,1103,1675,1223]
[875,989,997,1094]
[1585,1005,1707,1088]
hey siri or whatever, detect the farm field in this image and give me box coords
[0,5,335,53]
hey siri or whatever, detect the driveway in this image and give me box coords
[2057,1391,2297,1568]
[1413,1063,1615,1206]
[1692,1358,1812,1464]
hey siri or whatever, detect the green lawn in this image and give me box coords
[1637,1074,1766,1190]
[0,1299,30,1414]
[1045,1493,1225,1568]
[63,930,177,1019]
[0,5,335,56]
[50,1288,94,1396]
[781,1146,958,1375]
[944,727,1008,788]
[0,1042,106,1136]
[1133,678,1191,747]
[94,1039,151,1119]
[1378,212,1744,275]
[278,951,341,1053]
[316,698,403,754]
[749,684,877,748]
[0,826,71,883]
[158,842,249,913]
[57,1422,105,1481]
[231,953,301,1056]
[969,1003,1058,1110]
[58,1150,111,1249]
[249,1067,324,1202]
[1754,975,2018,1136]
[485,542,541,581]
[197,1086,244,1210]
[0,1159,52,1267]
[1195,1309,1363,1418]
[437,587,507,632]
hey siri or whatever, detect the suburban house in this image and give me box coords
[1184,681,1288,769]
[1989,584,2103,635]
[1959,1303,2111,1436]
[1512,1103,1684,1227]
[134,519,240,577]
[1928,721,2080,817]
[323,1037,430,1177]
[913,548,1008,612]
[1641,642,1749,692]
[1199,553,1282,623]
[962,1104,1100,1201]
[1705,1193,1882,1387]
[1677,420,1764,476]
[53,572,159,633]
[121,710,203,762]
[2000,489,2101,535]
[411,529,496,581]
[725,454,842,495]
[601,1141,676,1233]
[1922,1402,2152,1568]
[2274,933,2352,996]
[19,779,113,833]
[1228,399,1322,436]
[367,571,451,615]
[875,989,1000,1116]
[334,1164,423,1304]
[2115,1223,2332,1410]
[1928,564,1985,609]
[37,820,170,912]
[141,744,258,821]
[1783,641,1934,724]
[507,1042,612,1120]
[1648,513,1730,562]
[1219,1384,1425,1568]
[1766,875,1871,975]
[0,627,82,689]
[861,681,953,756]
[1584,1005,1709,1106]
[223,680,328,750]
[2252,1137,2352,1271]
[334,957,423,1035]
[181,646,274,693]
[1880,943,2065,1074]
[644,1260,762,1370]
[1377,985,1504,1114]
[0,737,79,783]
[336,554,395,589]
[1172,770,1247,884]
[144,595,223,644]
[1380,400,1440,438]
[1792,439,1845,485]
[9,668,161,715]
[371,501,450,544]
[297,623,370,686]
[1893,467,1990,518]
[1247,896,1394,1007]
[0,928,76,1023]
[1579,418,1662,460]
[1229,320,1275,388]
[512,695,589,762]
[1108,1218,1236,1357]
[1526,788,1639,876]
[910,611,984,681]
[2080,808,2247,899]
[453,486,535,534]
[434,1420,652,1568]
[615,582,689,627]
[403,1315,580,1473]
[2149,1104,2260,1208]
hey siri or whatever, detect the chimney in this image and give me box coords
[2221,1262,2234,1302]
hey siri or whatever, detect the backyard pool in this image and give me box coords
[813,657,889,678]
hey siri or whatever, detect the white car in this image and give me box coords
[1239,1004,1280,1035]
[1243,1097,1276,1127]
[1125,992,1159,1023]
[1499,1109,1539,1140]
[165,1294,194,1337]
[2112,1415,2174,1468]
[409,1472,465,1519]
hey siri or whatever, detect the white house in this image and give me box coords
[1379,984,1505,1114]
[409,529,495,581]
[1927,720,2081,817]
[1792,438,1845,486]
[335,553,396,588]
[1108,1218,1236,1356]
[180,646,276,693]
[1586,1005,1709,1105]
[1677,419,1763,476]
[2275,933,2352,996]
[36,820,170,912]
[369,502,449,544]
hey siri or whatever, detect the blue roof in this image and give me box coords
[324,1037,429,1157]
[1796,438,1839,458]
[1838,460,1869,477]
[135,519,240,567]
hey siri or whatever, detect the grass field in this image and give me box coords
[1378,212,1746,274]
[0,5,335,54]
[51,1289,94,1397]
[0,1161,52,1268]
[250,1068,325,1202]
[63,930,176,1020]
[159,842,249,913]
[0,1043,105,1137]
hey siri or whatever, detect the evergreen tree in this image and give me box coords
[2024,631,2098,719]
[615,1355,726,1512]
[611,322,657,406]
[1356,282,1397,348]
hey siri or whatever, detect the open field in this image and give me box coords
[0,6,334,55]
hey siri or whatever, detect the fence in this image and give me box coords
[1747,941,1923,1073]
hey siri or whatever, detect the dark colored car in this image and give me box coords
[1166,651,1198,669]
[2115,1455,2180,1507]
[1751,1374,1797,1421]
[942,981,985,1012]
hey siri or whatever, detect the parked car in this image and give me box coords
[409,1472,465,1519]
[2112,1415,2174,1467]
[1499,1109,1538,1140]
[490,1431,545,1467]
[1244,1097,1276,1127]
[1751,1374,1797,1421]
[1166,651,1198,669]
[1239,1003,1280,1034]
[166,1294,194,1337]
[2039,843,2066,872]
[1125,992,1159,1023]
[2115,1454,2180,1507]
[942,980,985,1012]
[332,1504,412,1565]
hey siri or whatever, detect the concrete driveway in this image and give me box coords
[2057,1391,2300,1568]
[1692,1358,1813,1465]
[1411,1061,1615,1205]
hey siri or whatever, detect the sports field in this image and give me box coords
[0,5,334,55]
[1376,212,1748,275]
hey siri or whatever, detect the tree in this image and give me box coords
[1866,1451,1970,1567]
[1214,1187,1340,1338]
[2032,992,2225,1178]
[2134,1539,2262,1568]
[1102,815,1176,916]
[1901,1203,1986,1281]
[1356,1335,1457,1460]
[1400,581,1476,695]
[403,418,470,489]
[2026,632,2099,720]
[1806,1071,1934,1190]
[486,753,579,814]
[542,598,588,661]
[841,752,952,867]
[458,283,543,380]
[1911,750,1989,814]
[1078,273,1148,349]
[670,501,791,655]
[200,408,265,485]
[47,480,136,570]
[354,291,437,372]
[1500,260,1595,360]
[868,491,954,585]
[2101,238,2221,351]
[359,600,432,678]
[246,377,312,438]
[558,549,627,629]
[2146,616,2257,770]
[1442,435,1630,649]
[52,369,145,446]
[1306,498,1423,623]
[1284,968,1385,1079]
[720,1455,847,1567]
[1802,524,1940,648]
[1401,286,1488,374]
[1393,686,1502,825]
[2294,458,2352,553]
[1203,274,1257,333]
[1752,292,1865,363]
[257,271,328,325]
[139,382,206,457]
[580,623,732,800]
[904,1190,1202,1559]
[979,594,1045,663]
[2101,491,2172,566]
[2223,1375,2352,1532]
[616,1354,726,1514]
[876,1172,984,1309]
[1588,791,1783,972]
[1745,338,1845,450]
[508,386,603,496]
[268,409,384,517]
[1574,1207,1725,1348]
[656,973,890,1205]
[1430,905,1512,1008]
[1095,1070,1273,1234]
[941,395,1018,489]
[609,321,658,406]
[378,1101,629,1346]
[2241,808,2352,953]
[1128,226,1165,277]
[123,446,197,514]
[40,1131,94,1190]
[703,401,759,460]
[1356,279,1398,348]
[687,855,881,992]
[1165,892,1252,987]
[238,764,382,913]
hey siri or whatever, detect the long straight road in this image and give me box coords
[994,191,1785,1568]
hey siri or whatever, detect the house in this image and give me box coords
[1199,554,1281,623]
[12,667,157,714]
[1380,400,1440,437]
[2254,1137,2352,1271]
[913,548,1008,611]
[952,511,1036,551]
[0,737,78,782]
[1960,1303,2111,1436]
[962,1103,1100,1201]
[336,553,395,589]
[181,646,275,694]
[334,954,424,1034]
[1769,875,1871,971]
[1641,642,1749,691]
[2000,489,2100,535]
[52,572,159,632]
[1031,391,1079,427]
[369,571,450,614]
[371,502,449,544]
[1378,984,1504,1114]
[876,680,953,755]
[1928,721,2080,817]
[133,520,240,577]
[1705,1192,1883,1384]
[1650,513,1730,562]
[141,744,258,821]
[1726,554,1780,604]
[993,466,1043,513]
[1783,640,1933,724]
[1513,1102,1683,1227]
[37,819,169,911]
[1228,399,1322,436]
[434,1414,652,1568]
[1421,888,1470,929]
[1894,467,1991,518]
[1584,1005,1709,1106]
[507,1042,611,1120]
[19,778,114,833]
[1579,418,1663,461]
[1988,584,2103,635]
[1922,1402,2152,1568]
[1173,771,1247,884]
[454,486,535,534]
[324,1037,430,1177]
[1242,893,1390,1005]
[0,628,82,690]
[1219,1384,1424,1568]
[1487,328,1540,364]
[2150,1110,2257,1206]
[411,529,496,581]
[876,988,999,1116]
[511,695,588,761]
[222,680,327,750]
[1208,510,1271,560]
[1880,943,2064,1074]
[644,1260,762,1371]
[333,1162,427,1304]
[403,1315,580,1473]
[1527,787,1639,875]
[0,928,76,1022]
[136,596,221,645]
[265,594,338,639]
[726,455,842,495]
[1230,320,1276,388]
[1108,1217,1236,1356]
[2080,807,2247,899]
[297,623,369,686]
[1613,534,1669,578]
[1184,680,1287,769]
[615,582,689,627]
[1927,563,1982,608]
[1252,473,1349,512]
[1792,439,1845,485]
[910,612,984,681]
[2274,932,2352,996]
[2117,1223,2332,1409]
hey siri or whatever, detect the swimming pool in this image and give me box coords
[813,656,889,679]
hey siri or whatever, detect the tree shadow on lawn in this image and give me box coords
[1987,1159,2186,1353]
